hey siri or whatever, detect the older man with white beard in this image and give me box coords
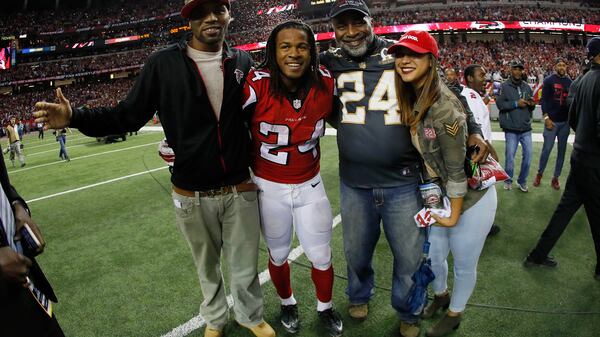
[319,1,488,336]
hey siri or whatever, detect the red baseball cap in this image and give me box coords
[387,30,439,59]
[181,0,230,19]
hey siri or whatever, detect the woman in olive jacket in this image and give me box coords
[388,31,498,337]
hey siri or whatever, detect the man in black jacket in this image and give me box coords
[524,37,600,281]
[33,1,275,337]
[0,144,64,336]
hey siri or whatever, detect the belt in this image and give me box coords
[173,182,259,198]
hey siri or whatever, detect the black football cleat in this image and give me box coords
[318,308,343,337]
[280,304,300,334]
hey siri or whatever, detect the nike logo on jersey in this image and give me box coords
[311,181,321,188]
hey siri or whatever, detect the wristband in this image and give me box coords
[544,116,549,120]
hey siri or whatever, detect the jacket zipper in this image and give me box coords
[216,56,234,174]
[216,124,227,172]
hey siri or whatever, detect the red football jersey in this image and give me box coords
[243,66,335,184]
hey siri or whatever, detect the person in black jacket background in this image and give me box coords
[33,1,275,337]
[0,142,64,337]
[524,37,600,281]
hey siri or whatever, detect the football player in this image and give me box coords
[242,21,342,337]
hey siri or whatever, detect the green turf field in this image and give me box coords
[5,127,600,337]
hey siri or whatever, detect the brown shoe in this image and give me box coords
[239,321,276,337]
[399,321,420,337]
[421,293,450,319]
[204,327,223,337]
[348,303,368,320]
[533,173,542,187]
[551,177,560,190]
[425,313,461,337]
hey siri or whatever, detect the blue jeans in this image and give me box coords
[340,179,425,323]
[538,121,570,178]
[58,135,68,159]
[504,131,532,185]
[429,187,497,312]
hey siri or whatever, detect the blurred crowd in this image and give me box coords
[230,4,599,46]
[1,48,154,83]
[0,78,135,126]
[5,39,588,84]
[0,0,595,124]
[439,41,586,84]
[370,5,600,27]
[2,1,598,48]
[0,0,181,37]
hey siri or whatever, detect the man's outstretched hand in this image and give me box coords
[34,88,73,129]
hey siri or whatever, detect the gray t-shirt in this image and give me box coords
[186,46,224,120]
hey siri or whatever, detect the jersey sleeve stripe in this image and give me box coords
[243,85,257,110]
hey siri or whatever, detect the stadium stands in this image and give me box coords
[0,0,598,124]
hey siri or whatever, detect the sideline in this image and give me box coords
[142,125,575,143]
[26,166,168,203]
[8,142,159,174]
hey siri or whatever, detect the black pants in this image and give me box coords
[0,284,65,337]
[528,159,600,274]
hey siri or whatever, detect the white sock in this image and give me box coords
[317,300,332,312]
[281,294,297,306]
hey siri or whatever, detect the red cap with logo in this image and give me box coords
[181,0,230,19]
[387,30,439,59]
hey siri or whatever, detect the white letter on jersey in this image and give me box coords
[337,71,366,124]
[370,70,400,125]
[252,71,271,82]
[318,68,332,78]
[337,70,399,125]
[259,122,290,165]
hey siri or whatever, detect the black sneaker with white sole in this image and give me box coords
[280,304,299,334]
[318,308,343,337]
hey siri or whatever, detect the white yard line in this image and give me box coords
[160,214,342,337]
[8,142,158,174]
[20,131,156,157]
[26,143,90,157]
[20,135,91,150]
[26,166,168,203]
[489,131,575,144]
